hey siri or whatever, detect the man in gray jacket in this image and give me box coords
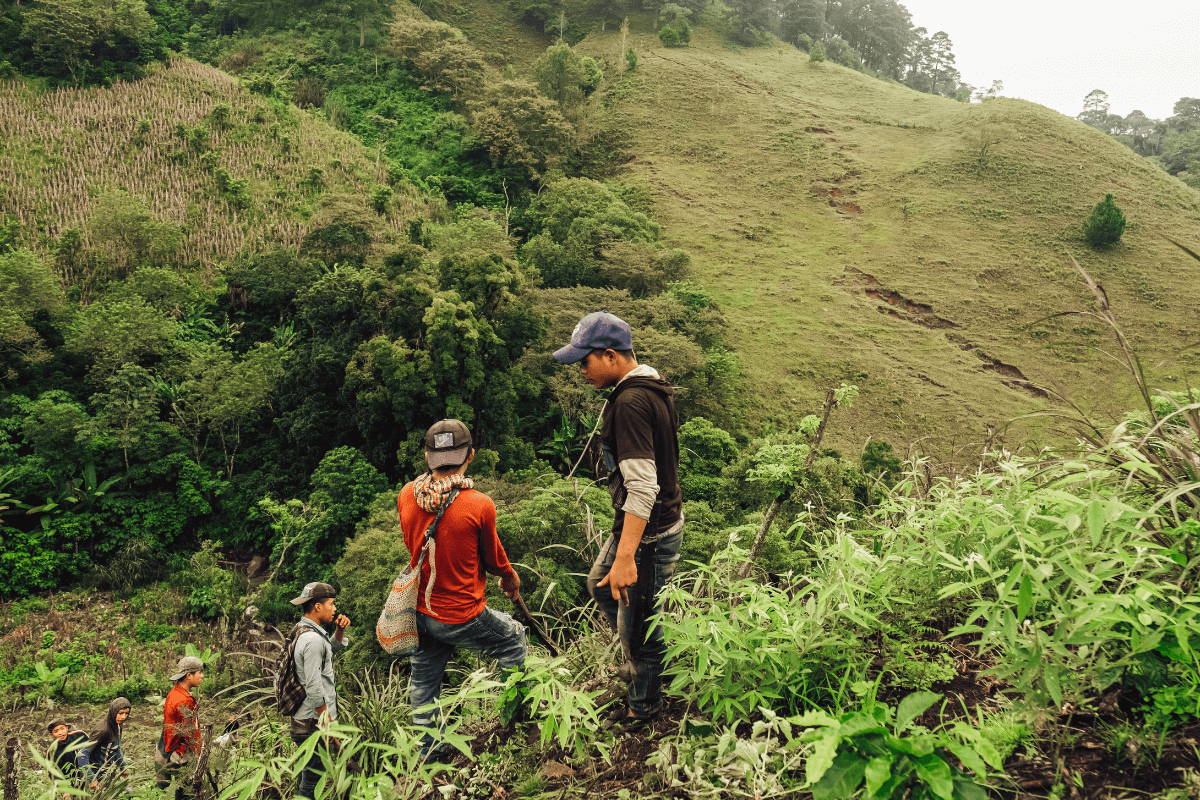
[289,582,350,798]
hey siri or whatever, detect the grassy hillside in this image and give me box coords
[0,57,428,271]
[573,28,1200,455]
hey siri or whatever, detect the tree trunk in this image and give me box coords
[738,493,785,579]
[3,738,17,800]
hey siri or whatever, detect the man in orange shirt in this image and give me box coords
[400,419,525,759]
[155,655,204,799]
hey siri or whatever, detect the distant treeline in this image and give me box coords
[1077,91,1200,189]
[513,0,976,101]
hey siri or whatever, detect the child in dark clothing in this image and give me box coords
[46,719,89,784]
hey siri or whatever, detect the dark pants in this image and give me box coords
[291,721,324,798]
[587,527,683,716]
[409,606,527,754]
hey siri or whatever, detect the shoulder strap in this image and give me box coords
[422,486,462,544]
[418,486,461,616]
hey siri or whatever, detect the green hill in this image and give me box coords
[563,28,1200,454]
[0,57,427,271]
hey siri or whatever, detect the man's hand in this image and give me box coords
[332,614,350,643]
[499,570,521,600]
[597,555,637,606]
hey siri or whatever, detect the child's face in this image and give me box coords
[51,725,68,742]
[115,708,130,724]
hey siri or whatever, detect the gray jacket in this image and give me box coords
[293,617,348,721]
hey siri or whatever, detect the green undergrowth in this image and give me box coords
[14,387,1200,797]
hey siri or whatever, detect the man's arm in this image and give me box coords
[598,395,660,605]
[74,737,92,775]
[479,500,522,598]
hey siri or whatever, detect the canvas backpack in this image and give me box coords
[273,623,322,716]
[376,487,460,656]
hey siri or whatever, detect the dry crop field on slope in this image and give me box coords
[0,57,428,273]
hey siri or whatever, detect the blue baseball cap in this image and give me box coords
[553,311,633,364]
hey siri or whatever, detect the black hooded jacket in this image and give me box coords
[598,374,682,534]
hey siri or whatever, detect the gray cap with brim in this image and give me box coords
[289,581,338,606]
[169,655,204,682]
[553,311,633,364]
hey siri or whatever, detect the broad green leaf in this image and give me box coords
[1131,629,1164,655]
[805,731,841,785]
[841,715,889,739]
[913,754,955,800]
[969,731,1003,770]
[944,740,986,778]
[812,751,868,800]
[951,775,989,800]
[864,756,893,797]
[896,691,941,731]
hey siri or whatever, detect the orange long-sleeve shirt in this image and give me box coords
[162,684,200,756]
[398,484,514,624]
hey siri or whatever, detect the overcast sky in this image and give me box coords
[900,0,1200,120]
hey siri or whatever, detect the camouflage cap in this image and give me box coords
[289,581,338,606]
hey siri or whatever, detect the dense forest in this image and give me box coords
[1,0,1199,798]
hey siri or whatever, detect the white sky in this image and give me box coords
[900,0,1200,120]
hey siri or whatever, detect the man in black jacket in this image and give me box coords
[554,311,684,723]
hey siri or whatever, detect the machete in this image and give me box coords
[511,591,560,658]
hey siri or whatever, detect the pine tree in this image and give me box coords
[809,40,826,63]
[1083,193,1127,248]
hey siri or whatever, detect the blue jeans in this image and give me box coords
[290,732,322,798]
[587,528,683,716]
[409,606,527,746]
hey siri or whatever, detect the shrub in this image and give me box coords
[279,447,389,589]
[809,40,827,62]
[496,478,613,571]
[939,484,1199,710]
[1083,193,1126,248]
[678,417,739,504]
[179,540,245,623]
[625,48,638,72]
[520,178,659,287]
[661,564,874,723]
[214,167,252,210]
[658,7,692,49]
[662,23,691,47]
[332,494,408,669]
[797,691,998,800]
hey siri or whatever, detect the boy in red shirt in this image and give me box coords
[401,419,525,759]
[156,655,203,798]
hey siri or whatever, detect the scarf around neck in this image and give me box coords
[413,472,473,512]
